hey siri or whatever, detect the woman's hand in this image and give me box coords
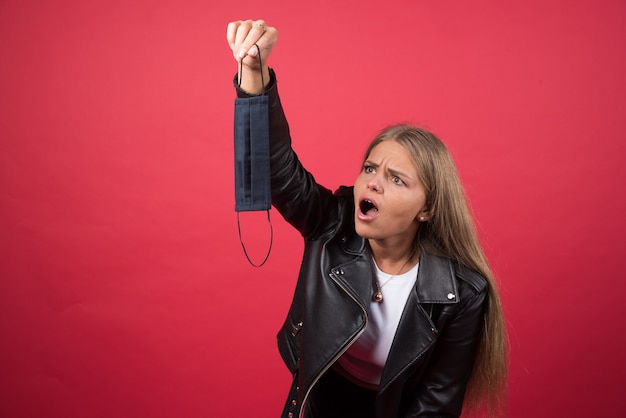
[227,19,278,94]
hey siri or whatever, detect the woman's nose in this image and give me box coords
[368,179,382,193]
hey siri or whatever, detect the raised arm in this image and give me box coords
[227,19,343,240]
[226,19,277,94]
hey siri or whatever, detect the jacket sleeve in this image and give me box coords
[234,69,341,240]
[406,286,487,417]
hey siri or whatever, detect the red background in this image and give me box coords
[2,1,625,417]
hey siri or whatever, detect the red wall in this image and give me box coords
[1,1,625,417]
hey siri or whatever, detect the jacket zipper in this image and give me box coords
[297,271,368,418]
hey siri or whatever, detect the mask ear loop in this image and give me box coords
[237,44,265,94]
[237,210,273,267]
[236,44,272,267]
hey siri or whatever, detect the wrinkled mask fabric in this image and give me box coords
[234,94,270,212]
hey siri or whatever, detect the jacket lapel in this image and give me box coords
[329,230,374,309]
[378,252,460,391]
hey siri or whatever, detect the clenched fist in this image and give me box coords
[227,19,278,94]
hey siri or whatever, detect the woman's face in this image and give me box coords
[353,140,429,244]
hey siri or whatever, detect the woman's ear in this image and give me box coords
[417,209,430,222]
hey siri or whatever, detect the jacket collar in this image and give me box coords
[338,231,460,305]
[415,251,460,304]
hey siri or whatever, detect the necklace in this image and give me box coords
[372,248,417,303]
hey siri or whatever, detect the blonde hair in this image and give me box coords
[364,125,508,416]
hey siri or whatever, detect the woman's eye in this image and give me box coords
[364,165,374,174]
[392,176,404,185]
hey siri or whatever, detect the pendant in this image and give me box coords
[372,291,383,303]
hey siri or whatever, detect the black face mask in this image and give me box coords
[233,46,272,266]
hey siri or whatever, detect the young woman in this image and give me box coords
[227,19,508,418]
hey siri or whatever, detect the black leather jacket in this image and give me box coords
[235,71,488,418]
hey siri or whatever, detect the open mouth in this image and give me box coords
[359,199,378,215]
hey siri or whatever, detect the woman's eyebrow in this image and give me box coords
[365,160,412,180]
[388,167,412,180]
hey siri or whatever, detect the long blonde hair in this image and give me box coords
[364,125,508,416]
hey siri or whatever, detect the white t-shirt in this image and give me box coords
[336,260,419,385]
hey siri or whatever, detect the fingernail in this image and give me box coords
[238,49,246,59]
